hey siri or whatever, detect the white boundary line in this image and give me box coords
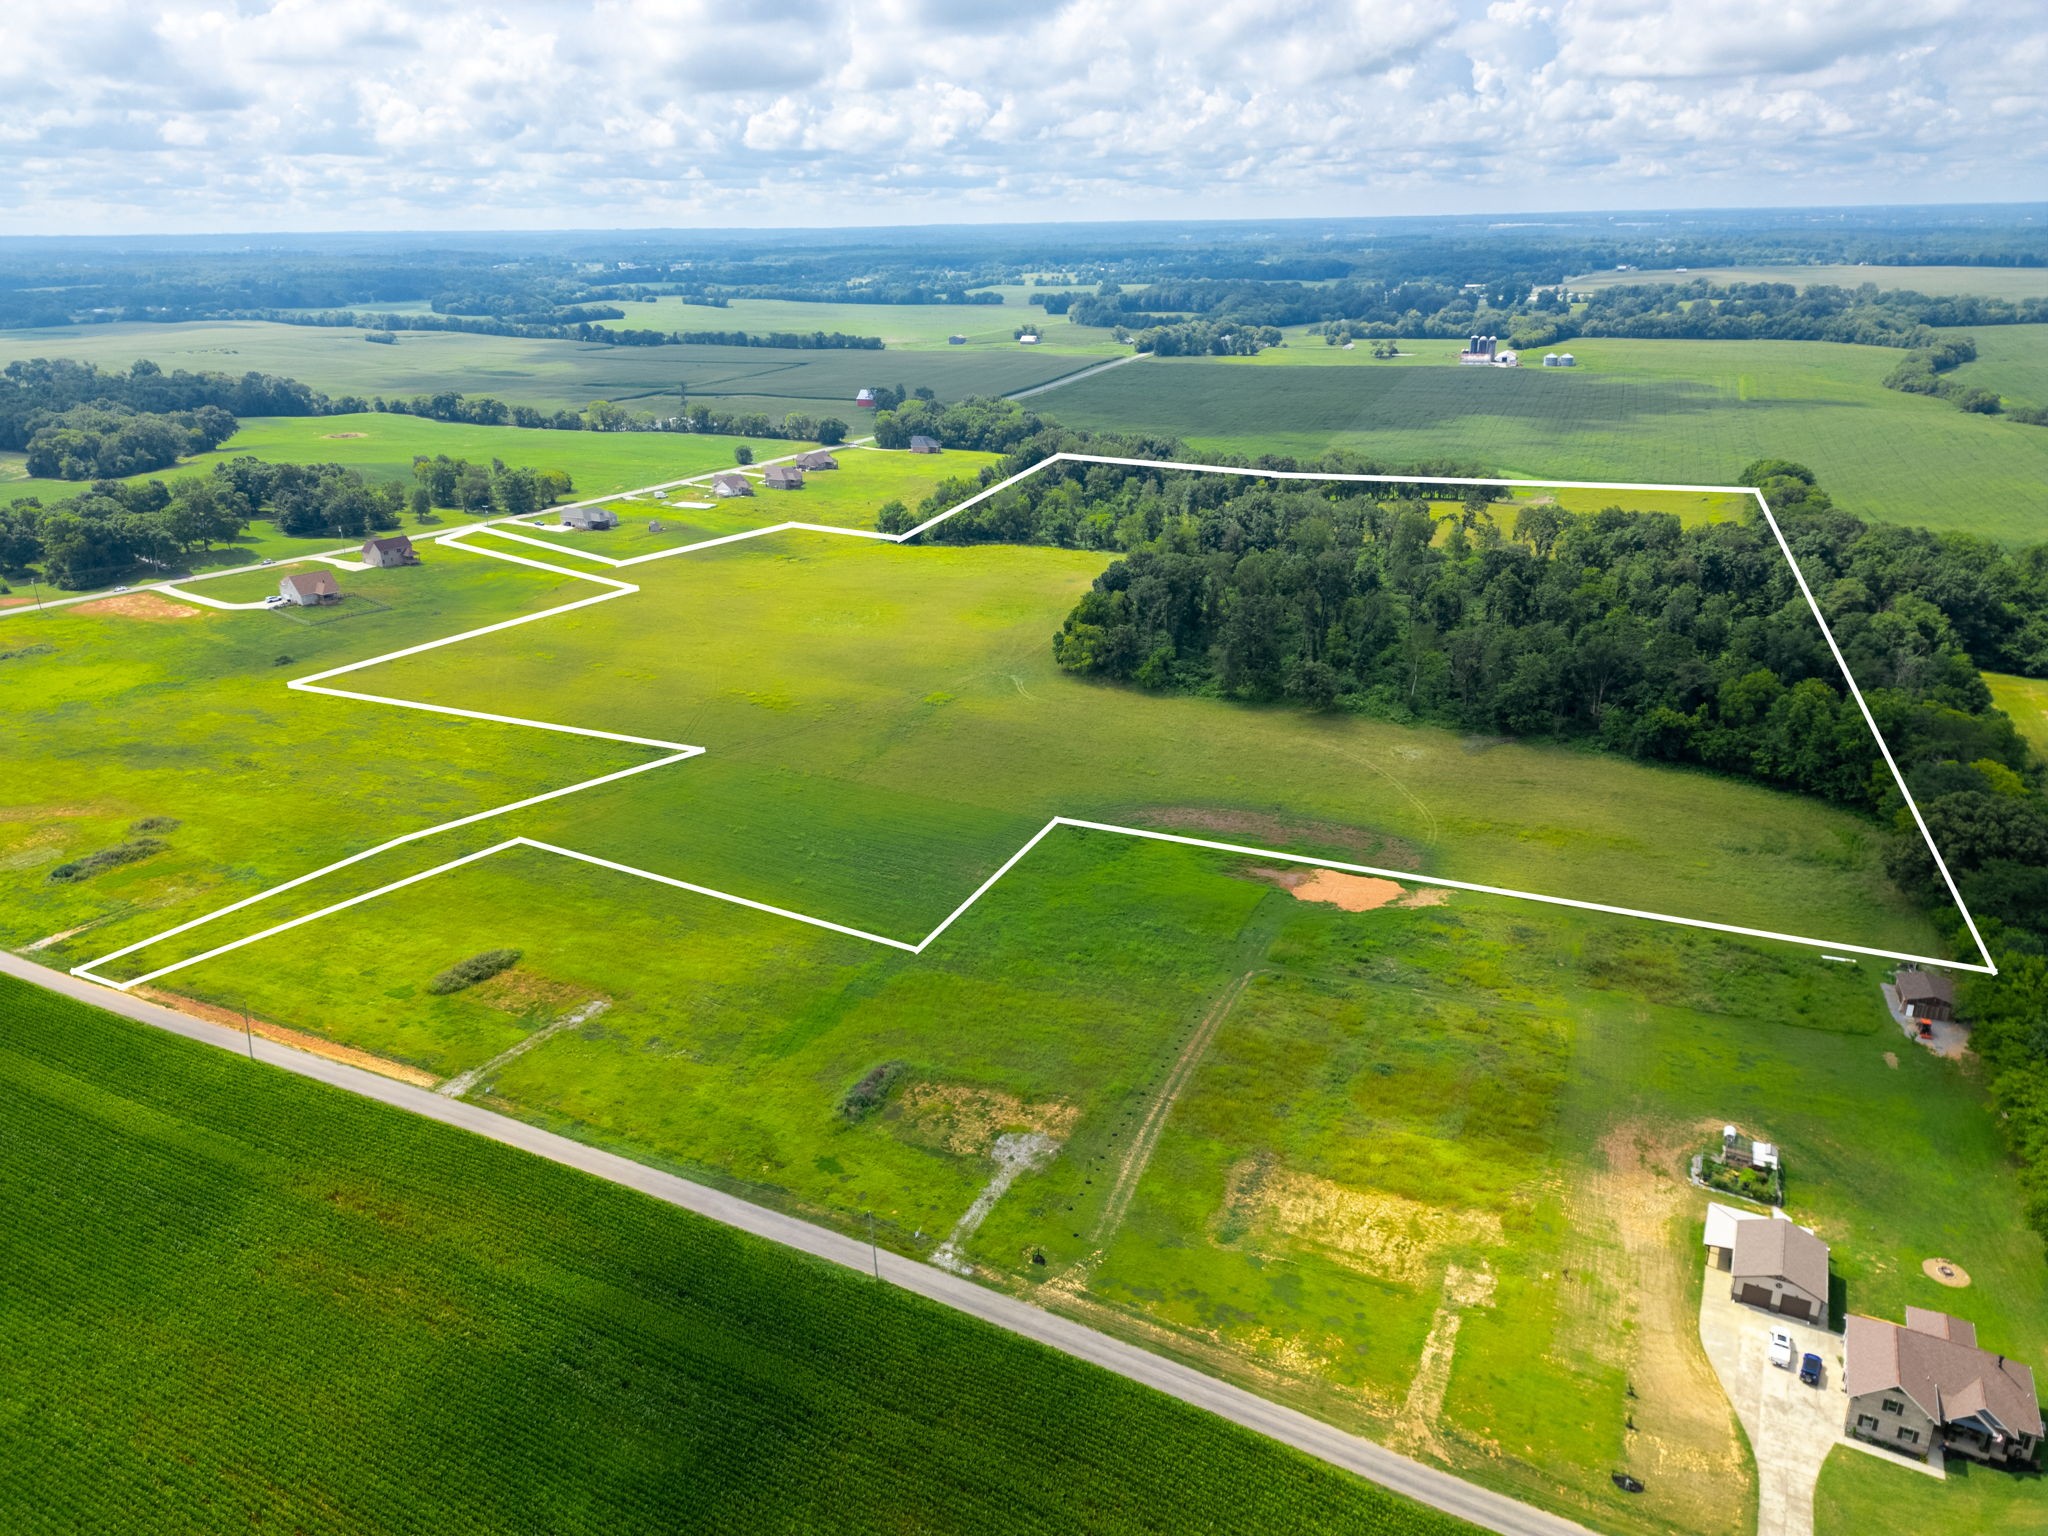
[60,451,1993,988]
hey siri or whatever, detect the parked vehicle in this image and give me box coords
[1800,1352,1823,1386]
[1610,1472,1645,1494]
[1769,1329,1796,1370]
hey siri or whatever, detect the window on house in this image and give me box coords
[1899,1428,1920,1444]
[1856,1414,1880,1432]
[1882,1398,1904,1415]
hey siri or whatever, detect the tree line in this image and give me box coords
[246,309,885,350]
[1,359,328,453]
[23,402,237,480]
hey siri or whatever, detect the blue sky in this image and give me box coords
[1,0,2042,233]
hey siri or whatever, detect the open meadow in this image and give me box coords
[596,295,1125,355]
[0,319,1107,417]
[5,449,2037,1536]
[1042,336,2048,540]
[0,972,1472,1536]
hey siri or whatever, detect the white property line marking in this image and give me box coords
[67,452,1995,988]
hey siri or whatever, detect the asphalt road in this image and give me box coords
[1,950,1602,1536]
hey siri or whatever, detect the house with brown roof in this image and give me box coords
[1895,969,1957,1021]
[1729,1215,1830,1323]
[909,435,941,454]
[710,472,753,498]
[1846,1308,2041,1466]
[795,450,838,471]
[279,570,340,606]
[361,535,419,568]
[762,466,804,490]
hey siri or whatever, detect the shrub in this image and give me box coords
[839,1061,907,1122]
[128,817,181,834]
[48,838,168,883]
[429,948,521,995]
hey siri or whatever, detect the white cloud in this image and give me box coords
[0,0,2039,232]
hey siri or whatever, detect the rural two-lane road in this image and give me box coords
[2,950,1601,1536]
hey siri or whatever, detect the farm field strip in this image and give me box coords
[60,452,1996,996]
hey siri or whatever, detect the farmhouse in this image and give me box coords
[1729,1215,1830,1323]
[710,472,754,498]
[561,507,619,530]
[909,435,941,454]
[1895,968,1956,1021]
[278,570,339,606]
[795,450,839,471]
[360,535,419,568]
[762,466,804,490]
[854,388,877,408]
[1845,1309,2042,1466]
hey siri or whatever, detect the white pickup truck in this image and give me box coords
[1768,1329,1796,1370]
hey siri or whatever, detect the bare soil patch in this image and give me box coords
[1922,1257,1971,1288]
[1131,806,1422,870]
[895,1082,1079,1156]
[71,593,202,621]
[1214,1155,1501,1284]
[1884,1051,1899,1069]
[1242,866,1448,912]
[0,596,32,607]
[321,432,369,439]
[138,987,438,1087]
[470,968,590,1014]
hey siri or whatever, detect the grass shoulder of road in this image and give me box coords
[0,971,1481,1536]
[1813,1443,2047,1536]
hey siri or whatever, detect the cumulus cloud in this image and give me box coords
[0,0,2038,231]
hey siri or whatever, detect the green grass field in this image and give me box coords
[597,295,1124,355]
[1815,1444,2046,1536]
[1569,265,2048,301]
[1044,337,2048,540]
[0,972,1473,1536]
[1950,323,2048,413]
[0,320,1108,416]
[6,457,2038,1536]
[1988,672,2048,766]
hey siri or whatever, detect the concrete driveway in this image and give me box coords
[1697,1269,1848,1536]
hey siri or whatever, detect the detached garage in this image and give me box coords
[1731,1216,1830,1323]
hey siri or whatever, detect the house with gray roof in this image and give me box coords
[1846,1308,2041,1466]
[1730,1216,1829,1323]
[762,466,804,490]
[710,472,753,498]
[561,506,619,530]
[795,450,839,471]
[909,435,941,454]
[360,535,419,568]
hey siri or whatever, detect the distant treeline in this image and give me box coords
[242,309,884,350]
[1,359,328,452]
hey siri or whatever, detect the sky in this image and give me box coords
[1,0,2043,234]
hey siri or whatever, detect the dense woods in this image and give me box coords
[23,403,237,479]
[0,359,328,452]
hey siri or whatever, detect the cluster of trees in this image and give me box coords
[871,396,1046,453]
[23,402,237,479]
[0,478,247,587]
[1881,337,2003,414]
[253,309,886,351]
[1134,322,1284,356]
[1,359,327,452]
[373,392,585,430]
[408,455,573,518]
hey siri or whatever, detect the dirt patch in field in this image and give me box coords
[1242,866,1448,912]
[70,592,202,621]
[1130,806,1422,870]
[895,1082,1080,1156]
[1214,1156,1501,1284]
[1923,1257,1971,1288]
[0,596,32,607]
[469,969,590,1014]
[137,987,438,1087]
[1884,1051,1900,1069]
[322,432,368,439]
[1556,1121,1749,1510]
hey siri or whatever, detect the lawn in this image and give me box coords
[1814,1443,2046,1536]
[1988,672,2048,765]
[0,971,1475,1536]
[0,320,1109,417]
[1041,336,2048,540]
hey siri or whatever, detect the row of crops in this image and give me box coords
[0,974,1477,1534]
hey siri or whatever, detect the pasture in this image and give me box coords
[1042,338,2048,540]
[596,295,1124,355]
[1950,321,2048,413]
[0,319,1106,415]
[1568,265,2048,300]
[0,973,1469,1536]
[1987,672,2048,765]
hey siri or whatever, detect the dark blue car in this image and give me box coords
[1799,1352,1823,1386]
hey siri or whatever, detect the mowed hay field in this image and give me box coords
[0,412,805,512]
[0,319,1106,416]
[1045,337,2048,540]
[0,974,1475,1536]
